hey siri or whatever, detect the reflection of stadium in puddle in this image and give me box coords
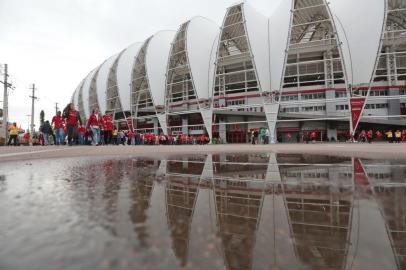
[0,154,405,269]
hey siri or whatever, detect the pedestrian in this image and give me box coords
[7,122,19,146]
[22,130,31,146]
[40,120,52,146]
[310,131,317,142]
[118,130,125,145]
[86,108,103,146]
[386,130,393,143]
[112,128,118,145]
[200,134,205,145]
[251,130,255,145]
[77,125,86,145]
[63,103,82,146]
[103,111,113,145]
[51,111,65,145]
[367,130,373,144]
[395,130,402,143]
[265,128,270,144]
[127,129,133,145]
[376,130,383,141]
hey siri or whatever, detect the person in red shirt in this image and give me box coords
[310,131,317,142]
[367,130,373,143]
[51,111,65,145]
[63,103,82,146]
[199,134,205,145]
[86,108,103,146]
[127,129,133,145]
[103,111,113,145]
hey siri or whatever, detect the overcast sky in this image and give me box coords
[0,0,279,130]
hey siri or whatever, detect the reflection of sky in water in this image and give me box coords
[0,153,405,270]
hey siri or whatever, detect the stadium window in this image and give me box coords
[335,91,347,98]
[281,95,299,101]
[301,92,325,100]
[336,104,349,111]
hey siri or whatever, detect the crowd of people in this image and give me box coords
[7,103,212,146]
[4,102,406,146]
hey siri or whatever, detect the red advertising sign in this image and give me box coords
[350,97,366,132]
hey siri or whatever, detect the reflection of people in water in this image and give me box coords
[0,175,6,193]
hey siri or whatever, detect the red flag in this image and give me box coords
[350,97,366,132]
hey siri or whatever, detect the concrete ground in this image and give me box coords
[1,143,406,162]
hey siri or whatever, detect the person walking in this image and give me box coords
[51,111,65,145]
[127,129,133,145]
[63,103,82,146]
[7,122,19,146]
[86,108,103,146]
[112,128,118,145]
[103,111,113,145]
[367,130,373,144]
[118,130,125,145]
[395,130,402,143]
[40,120,52,146]
[77,125,86,145]
[386,130,393,143]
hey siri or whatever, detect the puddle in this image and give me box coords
[0,153,405,270]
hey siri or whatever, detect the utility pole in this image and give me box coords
[29,84,38,134]
[55,102,59,114]
[1,64,11,144]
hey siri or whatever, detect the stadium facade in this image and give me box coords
[71,0,406,143]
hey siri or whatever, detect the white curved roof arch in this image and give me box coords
[186,16,220,100]
[117,42,143,112]
[82,68,98,119]
[243,2,271,92]
[146,30,176,107]
[96,54,120,114]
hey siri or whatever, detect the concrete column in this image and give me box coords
[153,118,159,135]
[219,118,227,143]
[182,116,188,135]
[326,90,336,116]
[327,127,338,141]
[386,46,400,116]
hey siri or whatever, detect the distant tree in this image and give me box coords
[40,110,45,126]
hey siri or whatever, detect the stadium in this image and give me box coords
[71,0,406,143]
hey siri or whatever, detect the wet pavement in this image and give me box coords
[0,152,405,270]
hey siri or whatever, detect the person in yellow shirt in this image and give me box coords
[386,130,393,143]
[7,122,19,146]
[395,130,402,143]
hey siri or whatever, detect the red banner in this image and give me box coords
[350,97,366,132]
[353,158,369,186]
